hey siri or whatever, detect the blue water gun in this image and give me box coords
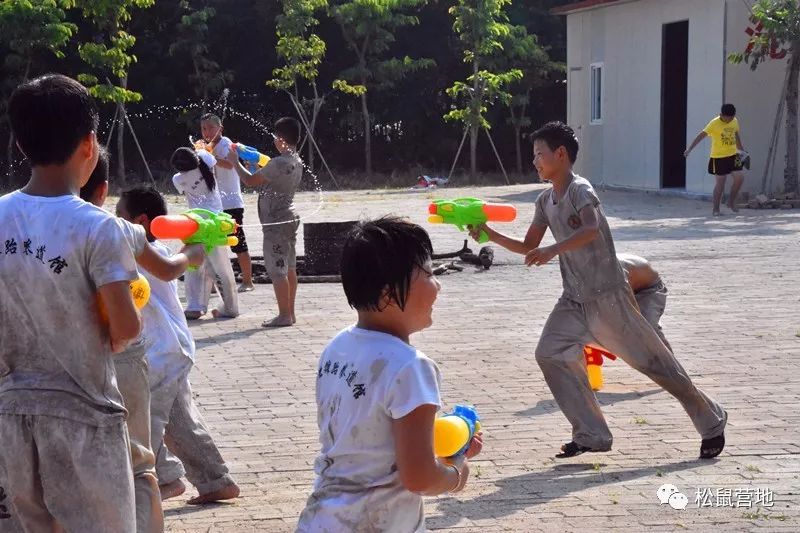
[433,405,481,458]
[231,143,270,168]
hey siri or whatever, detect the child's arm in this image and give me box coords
[98,281,142,353]
[471,222,547,256]
[392,405,472,495]
[135,243,205,282]
[684,131,708,157]
[736,132,744,151]
[225,149,270,188]
[526,204,600,266]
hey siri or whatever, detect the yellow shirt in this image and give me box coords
[703,117,739,159]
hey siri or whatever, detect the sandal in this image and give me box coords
[555,441,594,459]
[700,433,725,459]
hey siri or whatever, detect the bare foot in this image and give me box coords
[262,315,293,328]
[211,308,238,319]
[186,483,240,505]
[712,210,722,217]
[727,204,740,213]
[160,479,186,501]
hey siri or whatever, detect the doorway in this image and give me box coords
[661,20,689,188]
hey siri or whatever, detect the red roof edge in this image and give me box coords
[551,0,625,15]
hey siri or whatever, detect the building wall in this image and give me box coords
[724,1,790,196]
[567,0,741,194]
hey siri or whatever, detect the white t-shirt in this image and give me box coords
[0,191,138,426]
[140,240,195,384]
[297,326,442,533]
[172,151,223,212]
[211,136,245,210]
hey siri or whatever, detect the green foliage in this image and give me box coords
[0,0,76,62]
[446,0,521,131]
[170,1,232,101]
[728,0,800,70]
[68,0,155,103]
[268,0,328,92]
[330,0,434,93]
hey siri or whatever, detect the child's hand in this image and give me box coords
[181,243,206,267]
[224,148,240,165]
[465,431,483,459]
[525,245,557,266]
[468,223,489,242]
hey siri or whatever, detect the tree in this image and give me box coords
[330,0,434,176]
[268,0,328,170]
[170,0,232,105]
[67,0,155,179]
[445,0,522,178]
[492,25,561,175]
[0,0,76,183]
[730,0,800,193]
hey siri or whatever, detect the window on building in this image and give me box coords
[590,62,603,124]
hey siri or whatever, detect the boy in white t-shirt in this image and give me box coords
[0,74,141,531]
[116,186,240,506]
[297,217,483,532]
[81,147,206,532]
[170,147,239,320]
[200,113,254,292]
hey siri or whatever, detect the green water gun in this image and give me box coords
[151,209,238,269]
[428,198,517,243]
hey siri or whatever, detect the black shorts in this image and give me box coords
[708,155,744,176]
[223,208,248,254]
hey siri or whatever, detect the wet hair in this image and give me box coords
[201,113,222,126]
[721,103,736,117]
[530,121,579,164]
[274,117,301,146]
[8,74,99,166]
[120,186,167,221]
[341,216,433,312]
[80,145,109,202]
[170,147,215,191]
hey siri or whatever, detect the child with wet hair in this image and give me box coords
[297,216,483,532]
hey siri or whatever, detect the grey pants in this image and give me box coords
[149,359,235,495]
[634,279,671,351]
[0,415,135,532]
[115,345,164,533]
[536,286,727,450]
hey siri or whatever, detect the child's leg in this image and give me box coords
[288,268,298,322]
[205,247,239,318]
[262,226,294,327]
[728,172,745,211]
[159,374,238,503]
[36,416,135,531]
[535,298,613,452]
[587,289,727,443]
[0,414,56,531]
[148,358,191,495]
[633,279,671,351]
[114,346,164,533]
[184,262,210,317]
[712,175,728,214]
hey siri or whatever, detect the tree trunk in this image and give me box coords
[469,58,480,178]
[116,77,128,181]
[361,90,371,177]
[784,48,800,193]
[515,125,523,175]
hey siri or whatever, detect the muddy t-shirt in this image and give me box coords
[533,176,626,302]
[297,326,442,533]
[256,152,302,225]
[0,191,138,426]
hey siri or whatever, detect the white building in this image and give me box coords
[555,0,789,196]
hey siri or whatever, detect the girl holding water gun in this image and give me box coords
[170,147,239,319]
